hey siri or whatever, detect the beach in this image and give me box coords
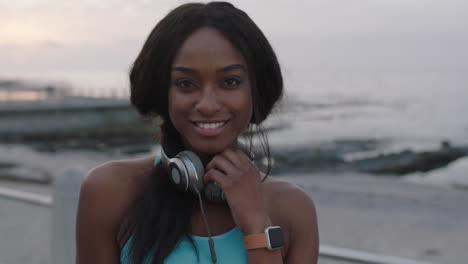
[1,144,467,264]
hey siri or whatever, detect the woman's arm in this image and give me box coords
[204,148,319,263]
[283,186,319,264]
[76,162,138,263]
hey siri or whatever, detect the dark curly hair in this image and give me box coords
[123,2,283,263]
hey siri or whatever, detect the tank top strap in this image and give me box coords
[154,155,161,166]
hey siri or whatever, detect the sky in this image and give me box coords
[1,0,467,89]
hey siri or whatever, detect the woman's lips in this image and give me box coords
[192,120,229,137]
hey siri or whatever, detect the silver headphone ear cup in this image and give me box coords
[178,150,205,193]
[167,158,189,192]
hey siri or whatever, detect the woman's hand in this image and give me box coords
[204,147,272,235]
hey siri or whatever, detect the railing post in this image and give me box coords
[52,168,85,264]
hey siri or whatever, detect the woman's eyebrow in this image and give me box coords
[172,66,196,74]
[217,64,246,73]
[171,64,246,74]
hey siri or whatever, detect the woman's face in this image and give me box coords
[168,27,253,156]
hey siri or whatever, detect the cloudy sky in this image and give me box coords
[1,0,467,89]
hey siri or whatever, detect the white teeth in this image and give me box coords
[195,121,226,129]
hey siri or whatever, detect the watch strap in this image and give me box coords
[244,233,267,250]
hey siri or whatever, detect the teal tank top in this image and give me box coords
[120,227,248,263]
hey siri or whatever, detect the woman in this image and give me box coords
[76,2,318,263]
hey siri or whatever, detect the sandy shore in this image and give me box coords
[1,145,467,264]
[284,173,468,264]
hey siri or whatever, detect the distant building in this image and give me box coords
[0,79,69,102]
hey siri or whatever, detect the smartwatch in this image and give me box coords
[244,226,283,250]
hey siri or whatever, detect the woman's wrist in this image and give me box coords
[242,216,273,235]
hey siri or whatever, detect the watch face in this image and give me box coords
[267,227,284,249]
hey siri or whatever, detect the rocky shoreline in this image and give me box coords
[2,138,467,188]
[266,140,468,176]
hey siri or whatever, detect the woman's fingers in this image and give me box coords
[203,147,267,234]
[218,148,244,166]
[205,155,235,183]
[205,150,260,186]
[204,168,231,189]
[206,148,251,171]
[233,147,253,163]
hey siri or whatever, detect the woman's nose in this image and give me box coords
[195,89,221,116]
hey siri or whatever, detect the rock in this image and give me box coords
[254,146,347,174]
[257,140,468,176]
[407,156,468,188]
[352,144,467,175]
[0,161,18,169]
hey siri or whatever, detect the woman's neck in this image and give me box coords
[190,200,235,237]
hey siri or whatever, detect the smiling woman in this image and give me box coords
[76,2,318,264]
[169,27,253,157]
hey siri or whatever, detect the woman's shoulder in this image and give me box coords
[82,155,155,200]
[77,156,156,235]
[262,176,315,206]
[262,177,317,231]
[263,177,317,223]
[76,155,158,262]
[87,155,155,183]
[262,176,319,261]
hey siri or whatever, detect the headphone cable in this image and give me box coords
[194,188,217,263]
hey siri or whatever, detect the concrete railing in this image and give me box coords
[0,169,438,264]
[0,168,83,264]
[319,245,436,264]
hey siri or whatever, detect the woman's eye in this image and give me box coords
[223,77,241,87]
[175,79,195,89]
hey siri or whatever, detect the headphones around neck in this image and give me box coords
[160,141,254,203]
